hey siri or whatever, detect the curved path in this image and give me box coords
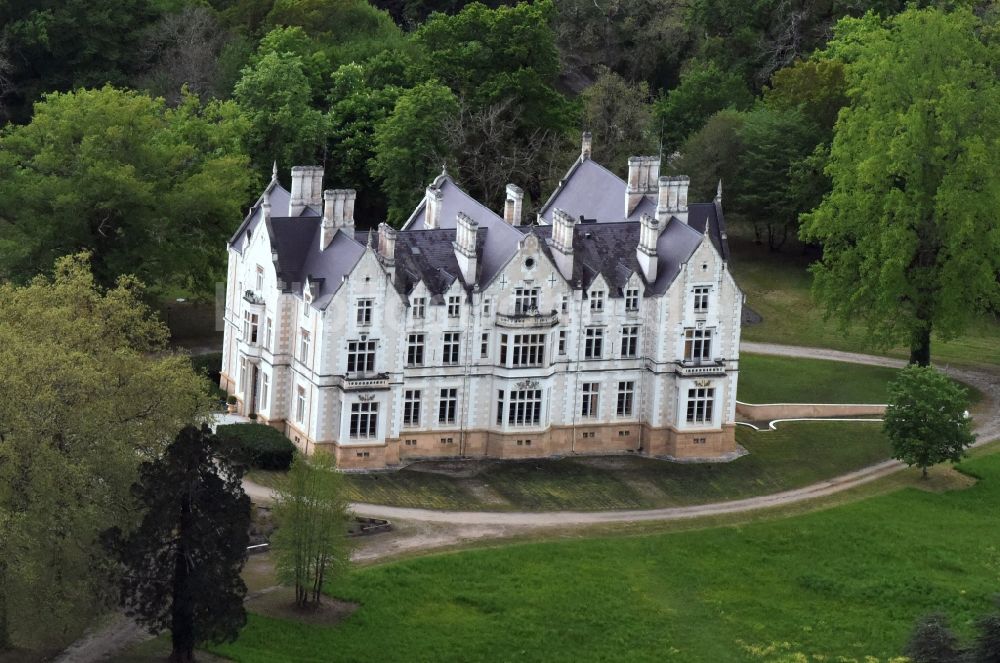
[244,342,1000,527]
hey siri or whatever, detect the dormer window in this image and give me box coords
[590,290,605,312]
[625,288,639,312]
[513,288,539,314]
[693,287,710,314]
[447,296,461,318]
[412,297,426,319]
[357,298,374,326]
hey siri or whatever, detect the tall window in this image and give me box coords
[265,317,273,350]
[687,387,715,424]
[558,330,567,355]
[243,311,259,344]
[259,372,270,411]
[239,357,247,394]
[511,333,546,367]
[616,381,635,417]
[584,328,604,359]
[357,298,374,325]
[482,298,492,317]
[403,390,421,427]
[590,290,605,312]
[684,329,713,362]
[496,390,505,426]
[513,287,540,314]
[295,386,306,423]
[507,389,542,426]
[350,401,378,438]
[560,294,569,313]
[412,297,426,319]
[447,296,461,318]
[693,286,710,314]
[620,326,639,358]
[442,332,460,365]
[407,333,425,367]
[438,388,457,424]
[255,265,264,290]
[347,340,376,373]
[299,329,310,363]
[481,332,489,358]
[581,382,600,418]
[625,288,639,312]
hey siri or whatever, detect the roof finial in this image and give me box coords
[441,162,448,176]
[715,179,723,203]
[272,161,278,181]
[367,229,375,248]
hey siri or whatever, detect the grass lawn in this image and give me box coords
[731,236,1000,367]
[212,451,1000,663]
[253,422,894,511]
[737,352,902,403]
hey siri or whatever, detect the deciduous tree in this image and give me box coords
[580,67,655,174]
[800,8,1000,365]
[104,424,251,663]
[884,365,974,479]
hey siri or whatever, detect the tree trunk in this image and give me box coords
[922,466,929,480]
[909,325,931,367]
[170,494,195,663]
[0,577,11,651]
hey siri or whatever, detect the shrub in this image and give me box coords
[227,394,238,405]
[216,423,296,471]
[190,352,223,384]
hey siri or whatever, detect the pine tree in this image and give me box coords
[904,613,963,663]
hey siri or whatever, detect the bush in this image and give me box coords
[216,423,296,471]
[190,352,223,384]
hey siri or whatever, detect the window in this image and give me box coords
[243,311,259,344]
[693,286,710,314]
[357,298,374,325]
[496,390,505,426]
[513,287,540,314]
[407,333,425,367]
[620,326,639,358]
[584,328,604,359]
[265,317,273,350]
[560,294,569,313]
[686,387,715,424]
[442,332,461,365]
[590,290,604,312]
[625,288,639,312]
[558,330,567,355]
[483,298,492,317]
[499,334,508,365]
[404,439,417,446]
[412,297,426,319]
[403,390,421,427]
[440,437,454,445]
[259,372,269,411]
[481,332,489,358]
[507,389,542,426]
[510,333,546,367]
[255,265,264,290]
[447,296,461,318]
[350,401,378,438]
[298,329,310,363]
[684,329,713,362]
[239,357,247,394]
[295,386,306,423]
[347,340,376,373]
[438,388,457,424]
[616,381,635,417]
[581,383,600,418]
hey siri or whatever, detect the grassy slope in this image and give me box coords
[731,237,1000,367]
[215,453,1000,663]
[737,352,901,403]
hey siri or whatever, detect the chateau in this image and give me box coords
[221,135,743,470]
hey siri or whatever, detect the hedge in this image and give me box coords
[216,423,296,471]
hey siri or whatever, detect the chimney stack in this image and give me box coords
[626,156,660,215]
[636,213,660,283]
[424,186,443,229]
[290,165,324,216]
[503,184,524,226]
[377,222,397,280]
[321,189,357,248]
[549,208,575,279]
[453,212,478,285]
[656,175,689,225]
[581,131,592,160]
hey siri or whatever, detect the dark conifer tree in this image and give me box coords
[104,424,251,663]
[904,613,963,663]
[972,612,1000,663]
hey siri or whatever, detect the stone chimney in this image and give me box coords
[636,213,660,283]
[503,184,524,226]
[290,165,324,216]
[453,212,478,285]
[424,186,443,230]
[626,156,660,215]
[656,175,689,225]
[321,189,356,249]
[550,208,575,279]
[377,222,397,280]
[581,131,592,160]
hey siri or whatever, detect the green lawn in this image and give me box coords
[731,236,1000,367]
[737,352,902,403]
[248,422,894,511]
[213,452,1000,662]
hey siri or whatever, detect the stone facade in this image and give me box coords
[222,141,743,470]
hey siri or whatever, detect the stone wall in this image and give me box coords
[735,401,886,421]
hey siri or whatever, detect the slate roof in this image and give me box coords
[392,227,490,301]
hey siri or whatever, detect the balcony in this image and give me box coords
[676,359,727,376]
[344,373,390,390]
[496,308,559,329]
[243,290,265,306]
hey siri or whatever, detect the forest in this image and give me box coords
[0,0,996,300]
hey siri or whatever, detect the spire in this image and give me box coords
[715,179,723,203]
[367,229,375,248]
[271,161,278,182]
